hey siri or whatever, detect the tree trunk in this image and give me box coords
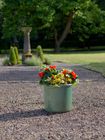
[55,30,60,53]
[55,12,74,53]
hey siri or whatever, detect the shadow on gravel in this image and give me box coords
[0,70,39,82]
[0,109,56,122]
[0,65,104,82]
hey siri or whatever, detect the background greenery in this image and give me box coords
[0,0,105,52]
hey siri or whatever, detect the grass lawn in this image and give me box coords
[84,62,105,77]
[45,51,105,76]
[45,51,105,64]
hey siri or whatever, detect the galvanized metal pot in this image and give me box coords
[43,85,73,113]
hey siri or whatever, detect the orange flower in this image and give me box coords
[45,67,49,71]
[38,72,45,78]
[49,65,56,69]
[71,71,77,79]
[52,75,55,79]
[62,69,69,75]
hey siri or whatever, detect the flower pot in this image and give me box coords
[43,85,73,113]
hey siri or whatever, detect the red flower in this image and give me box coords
[62,69,69,75]
[71,71,77,79]
[49,65,56,69]
[52,75,55,79]
[38,72,45,78]
[45,67,49,71]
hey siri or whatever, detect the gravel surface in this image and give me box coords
[0,64,105,140]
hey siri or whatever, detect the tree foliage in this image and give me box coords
[72,0,105,42]
[1,0,105,51]
[0,0,3,39]
[95,0,105,10]
[2,0,56,38]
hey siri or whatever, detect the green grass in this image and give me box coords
[45,51,105,76]
[84,62,105,76]
[45,51,105,64]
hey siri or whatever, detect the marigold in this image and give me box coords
[45,67,49,71]
[49,65,56,69]
[62,69,69,75]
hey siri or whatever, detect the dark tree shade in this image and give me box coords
[95,0,105,10]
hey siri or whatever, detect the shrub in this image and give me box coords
[24,56,42,66]
[2,57,10,66]
[43,57,51,65]
[9,46,17,65]
[17,59,22,65]
[14,46,20,64]
[36,45,44,61]
[36,45,51,65]
[36,45,43,56]
[2,47,22,66]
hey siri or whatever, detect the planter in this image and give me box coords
[43,85,73,113]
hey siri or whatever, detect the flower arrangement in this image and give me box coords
[38,65,79,86]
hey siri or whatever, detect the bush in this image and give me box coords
[2,47,22,66]
[9,46,17,65]
[36,45,43,56]
[2,57,10,66]
[43,57,51,65]
[24,56,42,66]
[14,46,20,64]
[36,45,51,65]
[18,59,22,65]
[36,45,44,61]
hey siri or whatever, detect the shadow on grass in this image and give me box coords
[45,50,105,55]
[0,109,56,122]
[83,62,105,77]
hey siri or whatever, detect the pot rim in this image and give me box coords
[43,84,72,87]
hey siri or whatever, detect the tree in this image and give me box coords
[49,0,105,52]
[2,0,105,52]
[95,0,105,10]
[0,0,3,39]
[72,0,105,46]
[2,0,55,38]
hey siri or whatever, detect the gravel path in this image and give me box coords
[0,64,105,140]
